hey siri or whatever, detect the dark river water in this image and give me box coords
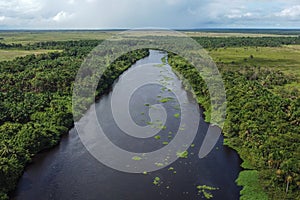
[13,50,242,200]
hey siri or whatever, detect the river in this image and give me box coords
[13,50,242,200]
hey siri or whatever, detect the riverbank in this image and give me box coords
[167,53,300,199]
[0,46,149,200]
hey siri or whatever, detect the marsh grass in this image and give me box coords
[0,31,112,44]
[0,49,62,61]
[209,46,300,78]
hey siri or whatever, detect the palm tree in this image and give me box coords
[286,175,293,194]
[0,141,12,157]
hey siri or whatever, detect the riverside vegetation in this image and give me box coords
[0,33,299,199]
[0,39,148,199]
[168,36,300,199]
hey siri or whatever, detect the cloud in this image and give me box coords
[52,11,73,22]
[0,0,300,29]
[67,0,76,4]
[276,5,300,18]
[85,0,97,3]
[225,9,254,19]
[0,0,42,15]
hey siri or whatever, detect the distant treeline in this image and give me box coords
[0,40,101,50]
[1,36,300,51]
[187,29,300,35]
[193,36,300,48]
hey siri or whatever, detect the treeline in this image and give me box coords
[24,40,102,50]
[0,43,22,49]
[1,36,300,51]
[168,54,300,199]
[0,40,149,199]
[192,36,300,48]
[0,40,101,50]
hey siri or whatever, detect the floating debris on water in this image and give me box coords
[168,167,174,171]
[155,162,164,167]
[159,97,173,103]
[132,156,142,161]
[154,135,161,140]
[196,185,219,199]
[153,177,161,186]
[173,113,180,118]
[176,150,188,158]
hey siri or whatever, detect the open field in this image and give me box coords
[0,30,298,45]
[0,31,113,44]
[0,49,62,61]
[185,31,299,38]
[0,31,299,91]
[209,46,300,77]
[209,45,300,92]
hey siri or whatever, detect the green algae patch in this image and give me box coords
[168,167,174,171]
[132,156,142,161]
[176,150,188,158]
[196,185,219,199]
[154,135,161,140]
[153,177,161,186]
[173,113,180,118]
[159,97,173,103]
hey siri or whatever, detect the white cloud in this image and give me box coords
[85,0,97,3]
[0,0,42,14]
[0,0,300,29]
[276,5,300,18]
[226,11,253,19]
[0,16,5,21]
[52,11,73,22]
[67,0,76,4]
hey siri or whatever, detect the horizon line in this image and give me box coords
[0,27,300,31]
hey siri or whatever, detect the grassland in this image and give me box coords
[0,49,62,61]
[0,31,113,44]
[0,30,296,45]
[185,31,299,38]
[208,45,300,91]
[209,46,300,74]
[0,31,298,92]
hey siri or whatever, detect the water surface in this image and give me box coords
[13,50,242,200]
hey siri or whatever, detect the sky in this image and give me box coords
[0,0,300,29]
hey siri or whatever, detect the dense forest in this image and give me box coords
[168,53,300,199]
[0,40,148,199]
[0,36,299,199]
[193,36,300,48]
